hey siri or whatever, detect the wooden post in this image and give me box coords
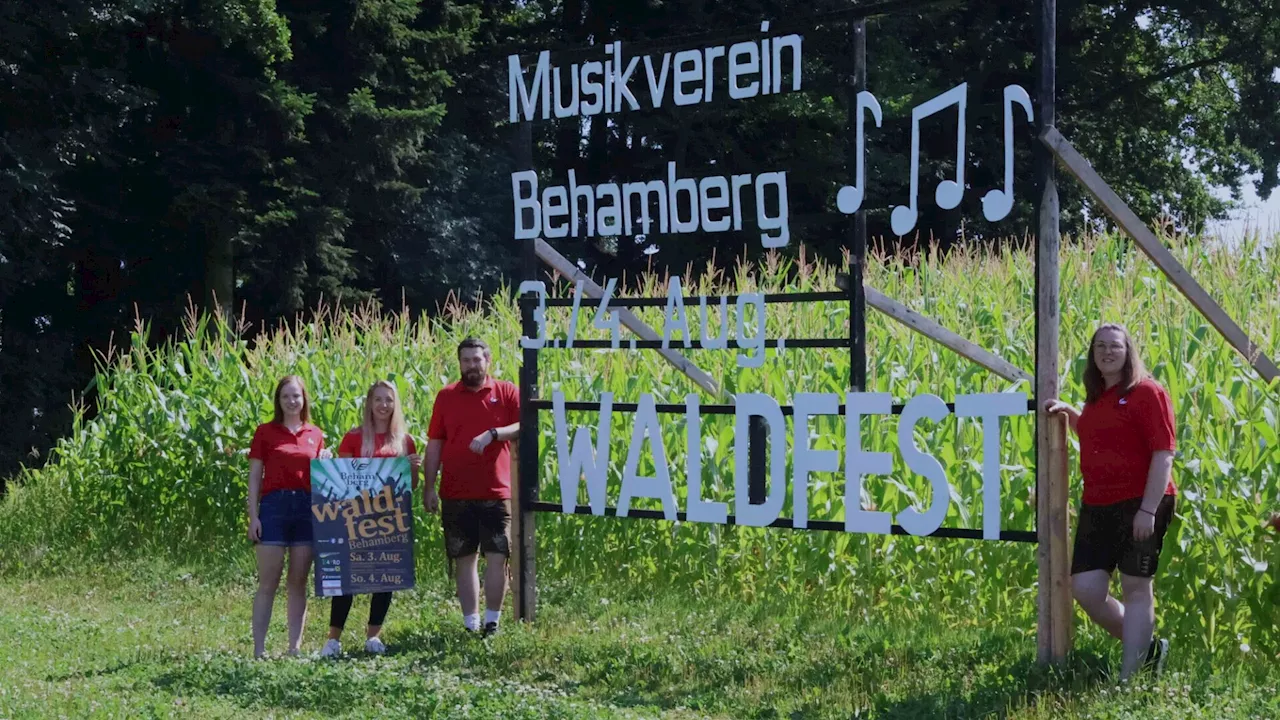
[509,440,524,616]
[1035,0,1072,665]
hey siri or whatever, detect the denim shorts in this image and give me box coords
[258,489,314,546]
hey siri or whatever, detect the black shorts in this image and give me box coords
[441,499,511,559]
[1070,494,1176,578]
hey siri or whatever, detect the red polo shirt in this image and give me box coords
[337,430,418,458]
[427,378,520,500]
[248,422,325,496]
[1076,378,1177,506]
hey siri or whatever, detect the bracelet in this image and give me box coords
[1138,508,1156,517]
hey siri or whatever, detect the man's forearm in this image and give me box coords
[496,422,520,442]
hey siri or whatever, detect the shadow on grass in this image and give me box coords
[544,627,1116,719]
[45,657,148,682]
[865,647,1114,720]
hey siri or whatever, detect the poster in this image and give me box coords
[309,457,415,597]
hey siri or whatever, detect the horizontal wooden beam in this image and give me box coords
[1041,127,1280,384]
[864,286,1034,384]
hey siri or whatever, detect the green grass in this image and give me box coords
[1,560,1277,719]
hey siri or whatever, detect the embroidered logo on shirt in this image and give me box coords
[491,397,499,403]
[308,437,317,444]
[1118,398,1127,405]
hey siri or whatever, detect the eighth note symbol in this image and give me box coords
[837,91,882,215]
[981,85,1034,222]
[890,82,968,237]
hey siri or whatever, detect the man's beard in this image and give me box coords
[462,369,485,387]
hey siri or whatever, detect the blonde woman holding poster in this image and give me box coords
[319,380,422,657]
[246,375,330,658]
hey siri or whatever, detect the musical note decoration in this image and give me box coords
[890,82,967,237]
[836,91,882,215]
[832,83,1034,236]
[981,85,1034,223]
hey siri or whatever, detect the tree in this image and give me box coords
[0,0,151,486]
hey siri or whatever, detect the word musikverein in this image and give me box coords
[507,29,802,123]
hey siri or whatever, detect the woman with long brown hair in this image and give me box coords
[247,375,330,658]
[319,380,422,657]
[1046,323,1177,681]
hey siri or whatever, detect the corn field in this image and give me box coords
[2,232,1278,659]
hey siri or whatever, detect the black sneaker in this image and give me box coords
[1143,636,1169,676]
[482,621,500,637]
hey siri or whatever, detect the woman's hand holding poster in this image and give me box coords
[309,457,416,597]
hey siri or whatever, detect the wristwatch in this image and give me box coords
[489,427,499,442]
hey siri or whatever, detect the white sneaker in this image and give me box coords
[319,639,342,658]
[364,637,386,655]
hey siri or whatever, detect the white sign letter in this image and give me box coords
[735,292,765,368]
[955,392,1027,540]
[755,171,790,248]
[662,276,691,349]
[685,394,727,524]
[508,51,550,122]
[792,393,840,529]
[699,294,729,350]
[733,393,786,526]
[517,281,546,349]
[844,392,893,534]
[618,393,679,520]
[512,170,541,240]
[553,390,612,514]
[673,49,704,106]
[895,394,951,536]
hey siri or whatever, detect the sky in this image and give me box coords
[1203,175,1280,247]
[1200,65,1280,247]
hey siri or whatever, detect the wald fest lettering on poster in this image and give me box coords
[508,23,1036,540]
[310,457,416,596]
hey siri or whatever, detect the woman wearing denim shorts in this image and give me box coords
[246,374,329,658]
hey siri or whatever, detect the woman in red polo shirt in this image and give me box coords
[247,375,329,659]
[1046,323,1177,681]
[319,380,421,658]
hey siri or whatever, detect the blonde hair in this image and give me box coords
[360,380,410,456]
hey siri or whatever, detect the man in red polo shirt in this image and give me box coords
[422,337,521,636]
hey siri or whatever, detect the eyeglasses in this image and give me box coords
[1093,343,1126,353]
